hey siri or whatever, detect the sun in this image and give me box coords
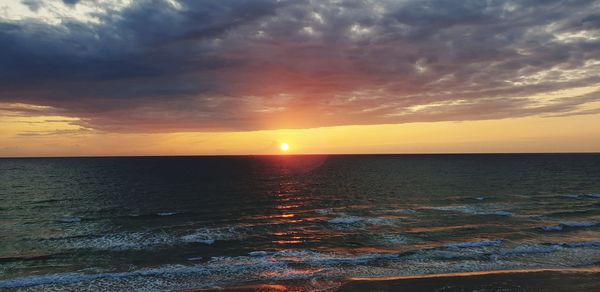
[279,143,290,152]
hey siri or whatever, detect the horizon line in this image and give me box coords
[1,151,600,159]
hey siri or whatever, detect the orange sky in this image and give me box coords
[2,110,600,157]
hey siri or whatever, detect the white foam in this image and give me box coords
[187,257,203,261]
[157,212,177,216]
[4,244,600,290]
[49,227,243,251]
[249,251,269,257]
[53,232,171,250]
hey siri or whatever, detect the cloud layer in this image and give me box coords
[1,0,599,132]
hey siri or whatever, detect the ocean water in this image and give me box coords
[1,154,600,290]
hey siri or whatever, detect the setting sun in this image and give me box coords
[280,143,289,152]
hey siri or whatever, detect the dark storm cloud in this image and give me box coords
[0,0,599,132]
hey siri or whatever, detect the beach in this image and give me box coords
[339,269,600,292]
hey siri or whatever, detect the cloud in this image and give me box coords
[0,0,599,132]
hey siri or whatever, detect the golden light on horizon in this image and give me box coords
[280,143,290,152]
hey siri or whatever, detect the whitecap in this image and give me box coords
[48,227,242,251]
[157,212,177,216]
[180,227,240,245]
[541,222,598,232]
[249,251,269,257]
[187,257,203,261]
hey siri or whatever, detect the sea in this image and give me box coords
[1,154,600,290]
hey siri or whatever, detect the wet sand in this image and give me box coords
[339,268,600,291]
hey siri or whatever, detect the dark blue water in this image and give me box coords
[1,154,600,290]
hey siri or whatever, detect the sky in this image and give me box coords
[1,0,600,156]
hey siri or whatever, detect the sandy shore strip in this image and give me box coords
[339,268,600,291]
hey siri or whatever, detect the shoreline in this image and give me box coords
[339,268,600,291]
[197,267,600,291]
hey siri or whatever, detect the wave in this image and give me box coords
[492,211,513,216]
[180,227,240,245]
[157,212,177,216]
[446,240,503,249]
[245,250,400,266]
[421,205,513,217]
[496,244,561,256]
[541,221,599,232]
[58,217,81,223]
[495,241,600,257]
[544,208,599,217]
[377,234,412,245]
[563,241,600,248]
[560,194,581,199]
[395,209,417,215]
[3,241,600,290]
[187,256,203,261]
[410,240,600,262]
[0,263,222,289]
[556,193,600,200]
[0,253,58,263]
[46,227,244,251]
[0,250,397,289]
[327,214,394,225]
